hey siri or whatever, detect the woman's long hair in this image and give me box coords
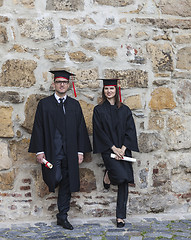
[99,86,122,108]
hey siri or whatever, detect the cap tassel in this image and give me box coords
[118,80,122,102]
[72,81,77,97]
[119,86,122,102]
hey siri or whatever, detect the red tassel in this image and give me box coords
[72,81,77,97]
[119,86,122,102]
[118,80,122,103]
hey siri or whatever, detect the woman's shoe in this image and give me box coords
[103,170,110,189]
[116,219,125,228]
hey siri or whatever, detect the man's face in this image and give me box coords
[53,77,70,97]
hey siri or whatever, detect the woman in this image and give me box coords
[93,79,139,228]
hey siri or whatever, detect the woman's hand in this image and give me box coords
[121,145,126,156]
[111,146,124,160]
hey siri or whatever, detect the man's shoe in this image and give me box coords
[57,218,74,230]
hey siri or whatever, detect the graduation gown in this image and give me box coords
[29,94,92,192]
[93,100,139,185]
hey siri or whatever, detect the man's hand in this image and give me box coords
[78,153,84,165]
[36,153,45,164]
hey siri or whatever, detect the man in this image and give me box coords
[28,70,92,230]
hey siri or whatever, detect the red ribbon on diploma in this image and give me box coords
[42,159,53,169]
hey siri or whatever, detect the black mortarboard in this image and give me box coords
[49,70,75,80]
[97,78,120,86]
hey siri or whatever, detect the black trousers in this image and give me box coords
[55,153,71,221]
[116,182,129,219]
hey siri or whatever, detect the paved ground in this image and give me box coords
[0,213,191,239]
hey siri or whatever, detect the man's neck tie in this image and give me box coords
[57,98,66,135]
[59,98,65,114]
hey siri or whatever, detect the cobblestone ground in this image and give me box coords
[0,214,191,240]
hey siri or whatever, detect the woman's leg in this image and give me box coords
[116,182,129,219]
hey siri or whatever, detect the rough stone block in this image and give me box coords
[104,69,148,88]
[60,17,95,26]
[176,80,191,113]
[138,132,162,153]
[44,48,66,62]
[0,25,8,43]
[82,43,96,52]
[98,47,117,58]
[146,43,173,72]
[68,51,93,62]
[79,100,94,135]
[152,161,169,187]
[31,169,49,198]
[0,91,24,103]
[139,168,148,189]
[22,94,47,133]
[0,16,9,23]
[9,138,35,163]
[74,68,99,89]
[95,0,133,7]
[175,34,191,44]
[123,95,142,110]
[0,140,12,170]
[166,114,191,150]
[0,170,15,190]
[84,152,92,163]
[0,59,37,87]
[46,0,84,11]
[18,18,54,41]
[148,112,165,130]
[155,0,191,17]
[80,168,96,193]
[176,47,191,70]
[134,18,191,29]
[13,0,35,8]
[0,106,14,137]
[80,28,126,40]
[149,87,176,110]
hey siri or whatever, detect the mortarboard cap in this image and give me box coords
[97,78,120,86]
[49,70,75,81]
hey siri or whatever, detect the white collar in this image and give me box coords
[54,93,67,102]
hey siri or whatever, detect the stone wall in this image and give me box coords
[0,0,191,221]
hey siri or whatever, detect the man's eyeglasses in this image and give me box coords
[55,81,69,85]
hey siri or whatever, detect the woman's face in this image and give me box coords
[104,86,116,100]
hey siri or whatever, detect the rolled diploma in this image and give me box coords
[110,153,136,162]
[42,158,53,169]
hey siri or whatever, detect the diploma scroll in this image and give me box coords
[111,153,136,162]
[42,158,53,169]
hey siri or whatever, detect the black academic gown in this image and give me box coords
[29,94,92,192]
[93,100,139,185]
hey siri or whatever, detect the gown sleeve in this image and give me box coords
[28,100,45,153]
[123,108,139,152]
[93,106,114,153]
